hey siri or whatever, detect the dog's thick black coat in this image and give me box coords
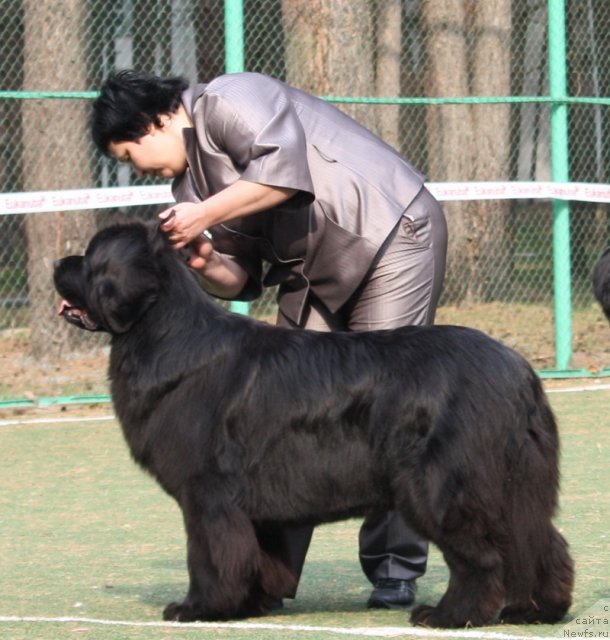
[54,222,573,628]
[593,247,610,321]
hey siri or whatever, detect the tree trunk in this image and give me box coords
[516,0,548,182]
[281,0,378,134]
[22,0,99,358]
[422,0,512,304]
[470,0,513,301]
[375,0,402,149]
[566,0,607,283]
[421,0,474,304]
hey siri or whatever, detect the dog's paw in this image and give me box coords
[499,602,567,625]
[411,604,471,628]
[163,600,205,622]
[499,603,533,624]
[411,604,436,626]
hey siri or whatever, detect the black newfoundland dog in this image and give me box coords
[53,221,573,628]
[593,247,610,321]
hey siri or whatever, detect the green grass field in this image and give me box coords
[0,386,608,640]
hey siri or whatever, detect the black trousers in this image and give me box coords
[275,187,446,595]
[268,516,428,597]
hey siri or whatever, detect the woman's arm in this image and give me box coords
[186,234,249,299]
[159,180,297,249]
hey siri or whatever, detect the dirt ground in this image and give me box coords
[1,301,609,420]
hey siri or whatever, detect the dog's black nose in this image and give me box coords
[53,259,62,269]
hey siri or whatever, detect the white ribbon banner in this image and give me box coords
[429,181,610,203]
[0,185,174,215]
[2,181,610,215]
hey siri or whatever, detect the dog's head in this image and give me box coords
[54,222,166,334]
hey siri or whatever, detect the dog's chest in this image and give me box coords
[115,410,151,466]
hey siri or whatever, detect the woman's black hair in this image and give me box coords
[91,70,189,154]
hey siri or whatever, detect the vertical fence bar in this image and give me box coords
[547,0,572,370]
[223,0,249,315]
[224,0,245,73]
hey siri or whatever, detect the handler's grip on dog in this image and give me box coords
[54,220,574,628]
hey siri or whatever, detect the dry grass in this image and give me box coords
[1,301,609,403]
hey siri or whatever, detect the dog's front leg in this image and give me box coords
[163,476,264,622]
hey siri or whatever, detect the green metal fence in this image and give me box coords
[0,0,609,383]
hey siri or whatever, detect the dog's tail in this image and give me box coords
[499,374,574,624]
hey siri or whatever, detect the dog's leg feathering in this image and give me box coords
[500,524,573,624]
[163,476,272,622]
[411,541,505,627]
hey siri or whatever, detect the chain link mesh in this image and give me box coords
[1,0,609,390]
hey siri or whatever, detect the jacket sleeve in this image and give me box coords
[191,73,315,209]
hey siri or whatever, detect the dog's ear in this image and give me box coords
[85,223,162,334]
[147,220,174,258]
[89,271,159,334]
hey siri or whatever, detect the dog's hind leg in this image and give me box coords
[411,540,505,628]
[498,398,573,625]
[254,522,301,600]
[500,524,573,624]
[163,478,266,622]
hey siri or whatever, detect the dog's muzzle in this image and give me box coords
[58,299,100,331]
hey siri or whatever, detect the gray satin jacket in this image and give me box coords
[172,72,425,325]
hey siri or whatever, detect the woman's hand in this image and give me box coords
[186,233,215,271]
[159,202,207,249]
[180,232,249,299]
[159,181,297,249]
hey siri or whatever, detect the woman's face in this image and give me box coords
[108,120,188,179]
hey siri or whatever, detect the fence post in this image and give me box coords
[547,0,572,370]
[223,0,250,315]
[224,0,245,73]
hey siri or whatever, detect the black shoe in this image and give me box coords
[367,578,417,609]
